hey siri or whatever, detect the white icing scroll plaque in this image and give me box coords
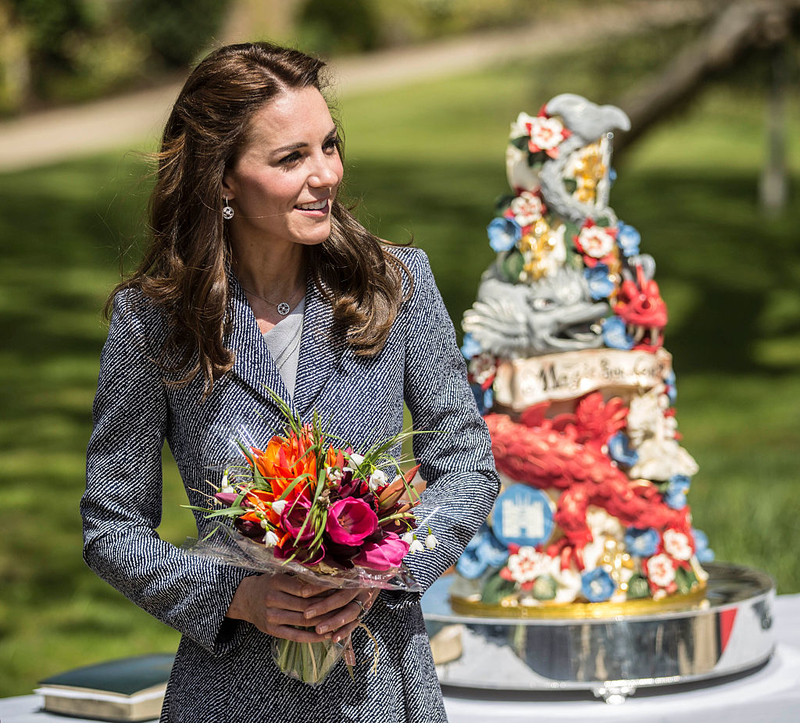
[494,348,673,410]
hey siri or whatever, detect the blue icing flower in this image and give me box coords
[602,315,634,350]
[456,524,508,579]
[664,475,691,510]
[461,332,481,359]
[470,383,493,415]
[609,168,618,184]
[692,528,715,563]
[487,216,522,253]
[581,568,615,602]
[584,263,615,300]
[624,527,660,557]
[664,367,677,405]
[617,222,641,257]
[607,432,638,468]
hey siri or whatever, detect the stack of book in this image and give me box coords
[35,654,174,722]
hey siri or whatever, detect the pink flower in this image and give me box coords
[326,498,378,546]
[280,496,316,544]
[646,553,676,588]
[351,532,409,571]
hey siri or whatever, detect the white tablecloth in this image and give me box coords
[3,594,798,723]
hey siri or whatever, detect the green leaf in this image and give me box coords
[500,249,525,283]
[510,136,528,151]
[563,178,577,194]
[676,566,698,594]
[627,574,650,599]
[532,575,557,601]
[480,571,517,605]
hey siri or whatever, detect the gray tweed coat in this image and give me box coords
[82,247,499,723]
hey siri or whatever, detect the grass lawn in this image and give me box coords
[2,31,799,695]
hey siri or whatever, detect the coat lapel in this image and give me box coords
[292,277,346,419]
[226,274,291,411]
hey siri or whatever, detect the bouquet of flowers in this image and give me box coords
[188,396,435,684]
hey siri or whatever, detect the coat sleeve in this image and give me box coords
[391,249,500,604]
[81,291,250,655]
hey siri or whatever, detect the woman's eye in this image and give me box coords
[278,151,302,166]
[324,137,341,154]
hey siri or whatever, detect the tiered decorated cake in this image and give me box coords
[453,94,714,614]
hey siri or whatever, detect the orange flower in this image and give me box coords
[250,427,319,501]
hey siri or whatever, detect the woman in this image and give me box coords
[81,42,498,722]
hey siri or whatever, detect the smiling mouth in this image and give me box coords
[295,199,329,211]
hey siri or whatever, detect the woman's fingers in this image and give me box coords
[310,589,380,636]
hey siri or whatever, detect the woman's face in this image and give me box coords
[223,86,343,251]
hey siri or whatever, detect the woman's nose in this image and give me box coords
[309,154,341,188]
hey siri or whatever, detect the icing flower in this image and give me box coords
[624,527,660,557]
[645,553,677,588]
[456,523,509,579]
[602,315,635,350]
[460,332,482,360]
[510,191,544,226]
[607,431,639,468]
[502,546,551,584]
[692,529,715,563]
[581,568,615,602]
[662,529,693,561]
[468,352,496,387]
[664,367,677,405]
[526,115,571,156]
[574,221,617,264]
[583,263,615,300]
[487,216,522,252]
[616,222,641,257]
[664,475,691,510]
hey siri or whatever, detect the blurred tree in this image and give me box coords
[0,1,29,113]
[297,0,380,55]
[126,0,231,68]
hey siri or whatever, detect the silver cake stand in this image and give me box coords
[422,562,775,703]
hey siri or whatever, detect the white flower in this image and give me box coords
[345,453,365,472]
[271,500,287,516]
[220,485,235,494]
[505,143,540,193]
[368,468,387,492]
[409,539,425,554]
[510,191,543,226]
[425,533,438,550]
[548,559,582,603]
[646,553,676,587]
[509,111,537,140]
[221,470,230,488]
[577,225,615,258]
[506,546,550,584]
[662,530,692,561]
[326,466,343,484]
[401,532,415,544]
[264,530,279,547]
[529,116,567,151]
[468,353,496,386]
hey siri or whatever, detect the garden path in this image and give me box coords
[0,0,710,172]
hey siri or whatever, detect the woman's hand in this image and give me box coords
[226,572,378,643]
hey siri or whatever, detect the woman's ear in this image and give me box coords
[222,169,236,201]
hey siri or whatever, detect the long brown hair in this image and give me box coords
[109,42,410,394]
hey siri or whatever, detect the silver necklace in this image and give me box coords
[239,284,301,316]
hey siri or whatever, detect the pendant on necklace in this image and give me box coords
[277,302,291,316]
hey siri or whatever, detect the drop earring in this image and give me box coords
[222,197,234,220]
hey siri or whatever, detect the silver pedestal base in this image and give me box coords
[422,562,775,701]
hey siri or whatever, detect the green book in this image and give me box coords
[35,654,175,722]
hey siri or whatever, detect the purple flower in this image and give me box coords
[326,498,379,546]
[602,315,634,350]
[279,496,316,544]
[584,263,615,300]
[617,222,641,257]
[487,217,522,252]
[351,532,409,571]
